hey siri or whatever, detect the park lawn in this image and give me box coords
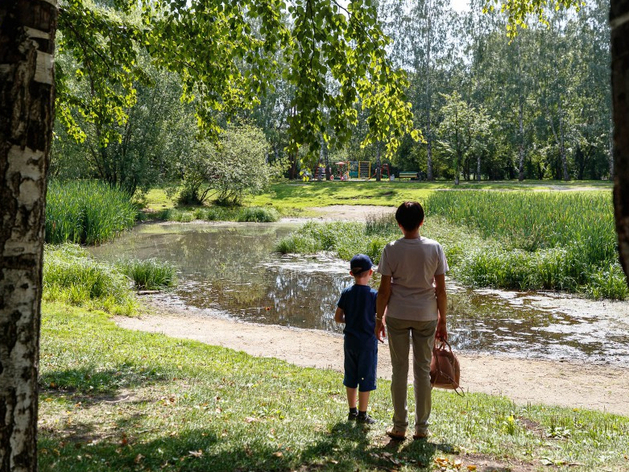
[142,179,613,216]
[39,302,629,471]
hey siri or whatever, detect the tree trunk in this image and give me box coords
[518,95,526,181]
[0,1,57,471]
[476,154,481,182]
[375,143,381,182]
[516,38,526,182]
[611,0,629,281]
[425,0,434,182]
[559,97,569,181]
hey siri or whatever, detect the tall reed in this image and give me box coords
[116,258,178,290]
[425,190,615,261]
[46,180,137,245]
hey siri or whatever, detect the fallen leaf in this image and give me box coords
[467,466,477,471]
[245,417,257,423]
[188,450,203,458]
[273,451,283,458]
[134,454,144,464]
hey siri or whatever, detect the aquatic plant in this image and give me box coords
[237,207,280,222]
[279,191,626,299]
[115,258,178,290]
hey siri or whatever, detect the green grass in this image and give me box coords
[46,180,138,245]
[115,258,178,290]
[140,180,613,221]
[146,206,280,223]
[247,180,612,214]
[39,303,629,471]
[43,244,136,315]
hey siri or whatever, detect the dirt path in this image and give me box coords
[116,205,629,417]
[116,304,629,417]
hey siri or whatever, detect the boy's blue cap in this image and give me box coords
[350,254,373,276]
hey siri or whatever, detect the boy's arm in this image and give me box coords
[434,273,447,341]
[334,307,345,324]
[375,275,392,342]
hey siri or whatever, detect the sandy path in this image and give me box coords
[115,305,629,417]
[116,205,629,417]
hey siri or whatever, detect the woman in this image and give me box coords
[375,201,448,440]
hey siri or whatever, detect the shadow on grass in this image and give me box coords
[40,364,168,397]
[38,419,456,471]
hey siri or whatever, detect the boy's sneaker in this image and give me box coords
[348,411,359,421]
[356,413,376,425]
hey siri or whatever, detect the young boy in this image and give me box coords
[335,254,378,424]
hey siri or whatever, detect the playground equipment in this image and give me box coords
[368,163,390,180]
[335,161,391,181]
[336,161,350,180]
[347,161,370,179]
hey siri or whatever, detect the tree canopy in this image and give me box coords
[55,0,418,160]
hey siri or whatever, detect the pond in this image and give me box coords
[90,221,629,367]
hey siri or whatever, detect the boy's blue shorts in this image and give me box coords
[343,344,377,392]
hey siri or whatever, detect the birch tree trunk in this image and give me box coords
[425,0,434,181]
[0,1,57,471]
[611,0,629,281]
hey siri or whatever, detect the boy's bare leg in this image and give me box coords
[346,387,358,409]
[358,390,370,412]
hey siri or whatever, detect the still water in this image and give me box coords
[90,222,629,367]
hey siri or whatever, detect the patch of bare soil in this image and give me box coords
[116,300,629,417]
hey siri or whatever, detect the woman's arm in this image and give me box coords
[375,275,392,342]
[434,273,447,340]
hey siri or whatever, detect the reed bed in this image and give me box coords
[425,190,615,260]
[46,180,137,245]
[277,191,626,299]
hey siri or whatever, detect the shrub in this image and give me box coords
[180,124,285,206]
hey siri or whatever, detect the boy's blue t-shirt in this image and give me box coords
[337,284,378,350]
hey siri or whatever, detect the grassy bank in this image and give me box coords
[144,180,612,219]
[276,189,626,299]
[43,244,176,314]
[39,303,629,471]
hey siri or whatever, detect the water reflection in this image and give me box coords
[90,222,629,367]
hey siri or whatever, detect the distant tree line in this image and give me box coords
[51,0,611,192]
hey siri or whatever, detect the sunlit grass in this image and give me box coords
[38,303,629,471]
[43,244,136,315]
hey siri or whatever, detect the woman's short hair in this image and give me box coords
[395,201,425,231]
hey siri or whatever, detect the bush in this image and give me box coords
[46,180,137,245]
[43,244,136,315]
[180,124,285,206]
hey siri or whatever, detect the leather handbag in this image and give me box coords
[430,340,464,395]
